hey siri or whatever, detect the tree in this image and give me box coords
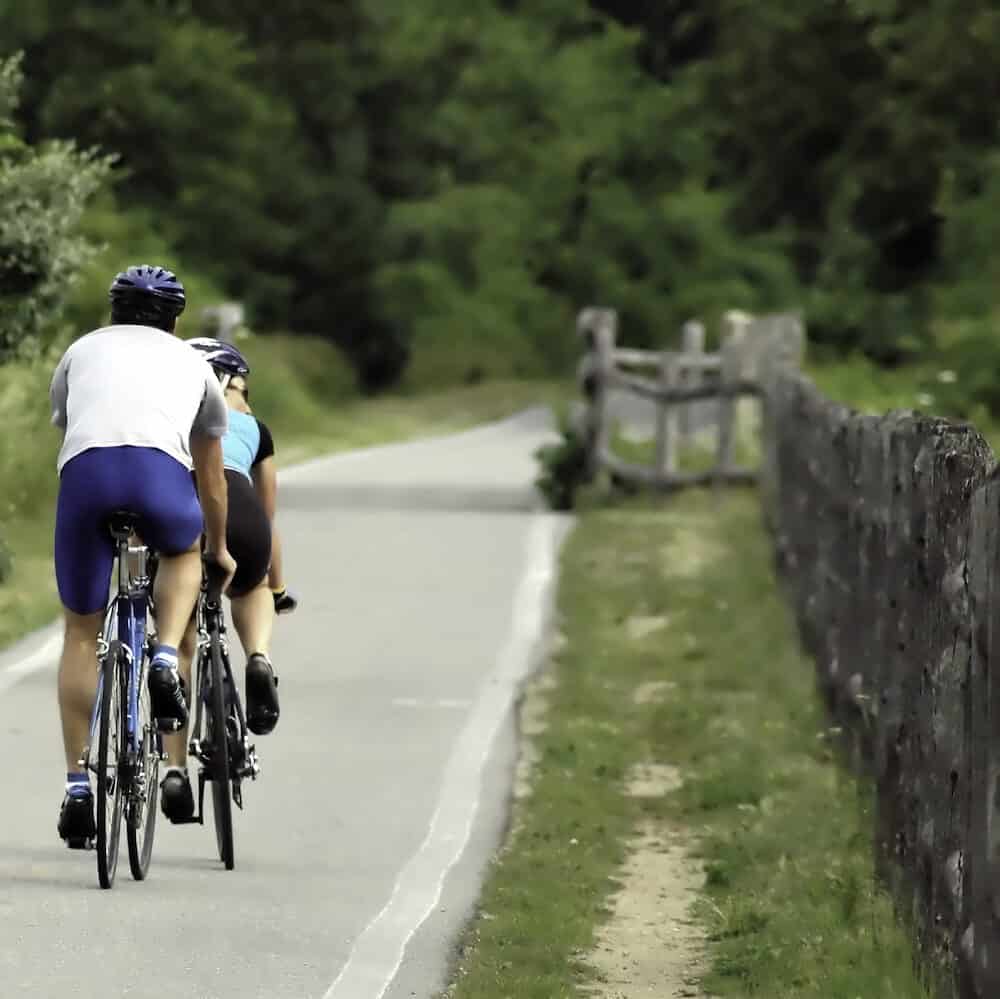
[0,53,111,360]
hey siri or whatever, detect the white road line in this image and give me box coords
[391,697,473,710]
[322,514,563,999]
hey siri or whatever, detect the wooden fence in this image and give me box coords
[573,306,805,491]
[577,304,1000,998]
[761,357,1000,998]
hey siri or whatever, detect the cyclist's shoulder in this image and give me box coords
[65,324,172,353]
[53,326,116,368]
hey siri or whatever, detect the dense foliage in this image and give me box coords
[1,1,997,397]
[0,53,111,361]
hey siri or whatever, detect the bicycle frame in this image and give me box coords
[183,562,259,822]
[88,533,152,762]
[187,573,224,768]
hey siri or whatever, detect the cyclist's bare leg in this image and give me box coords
[58,609,103,770]
[162,619,196,769]
[232,579,279,734]
[152,542,202,648]
[231,580,274,659]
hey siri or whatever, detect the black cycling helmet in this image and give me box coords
[108,264,186,332]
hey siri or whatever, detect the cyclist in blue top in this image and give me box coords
[159,337,295,822]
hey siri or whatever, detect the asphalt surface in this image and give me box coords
[0,409,571,999]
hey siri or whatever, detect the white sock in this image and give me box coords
[151,646,179,670]
[65,773,89,794]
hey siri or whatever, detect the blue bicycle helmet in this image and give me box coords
[186,337,251,379]
[108,264,186,331]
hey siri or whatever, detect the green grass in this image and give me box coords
[805,353,938,415]
[0,334,568,650]
[444,490,931,998]
[806,352,1000,451]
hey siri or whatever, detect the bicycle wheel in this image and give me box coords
[96,642,127,890]
[127,655,159,880]
[207,636,234,870]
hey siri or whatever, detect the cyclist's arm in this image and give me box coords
[49,351,70,429]
[252,455,277,519]
[251,456,285,591]
[190,371,230,554]
[191,434,228,551]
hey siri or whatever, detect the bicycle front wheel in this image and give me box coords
[207,637,234,870]
[96,642,127,889]
[127,657,159,881]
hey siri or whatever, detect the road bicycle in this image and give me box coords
[172,555,260,869]
[82,511,161,889]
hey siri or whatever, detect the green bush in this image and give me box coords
[0,53,111,360]
[0,534,11,585]
[534,416,590,511]
[228,331,358,441]
[0,355,61,590]
[60,194,228,339]
[927,320,1000,422]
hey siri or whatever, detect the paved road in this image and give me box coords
[0,409,570,999]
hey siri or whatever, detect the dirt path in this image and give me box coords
[587,821,707,999]
[514,658,709,999]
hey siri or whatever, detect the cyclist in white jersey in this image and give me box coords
[49,265,237,846]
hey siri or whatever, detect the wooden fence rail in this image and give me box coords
[579,302,1000,997]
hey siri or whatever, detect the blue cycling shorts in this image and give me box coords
[55,446,204,615]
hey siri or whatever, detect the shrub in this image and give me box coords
[0,53,112,360]
[534,415,590,511]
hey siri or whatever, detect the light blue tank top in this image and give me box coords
[222,410,261,481]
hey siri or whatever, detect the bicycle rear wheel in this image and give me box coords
[127,657,159,880]
[207,636,234,870]
[96,642,127,890]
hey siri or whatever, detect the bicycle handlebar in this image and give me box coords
[202,553,230,601]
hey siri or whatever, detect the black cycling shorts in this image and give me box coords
[224,469,272,597]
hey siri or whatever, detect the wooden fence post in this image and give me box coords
[575,307,618,479]
[715,312,750,483]
[967,473,1000,997]
[654,352,679,482]
[678,319,705,445]
[200,302,245,343]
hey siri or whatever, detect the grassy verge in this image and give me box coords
[0,333,568,650]
[444,489,930,998]
[806,353,1000,451]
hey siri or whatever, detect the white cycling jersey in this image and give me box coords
[49,324,229,473]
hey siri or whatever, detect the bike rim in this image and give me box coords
[96,648,126,889]
[207,640,234,870]
[127,671,159,880]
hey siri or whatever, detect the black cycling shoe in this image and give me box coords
[149,665,189,732]
[58,787,96,849]
[245,653,280,735]
[159,768,195,823]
